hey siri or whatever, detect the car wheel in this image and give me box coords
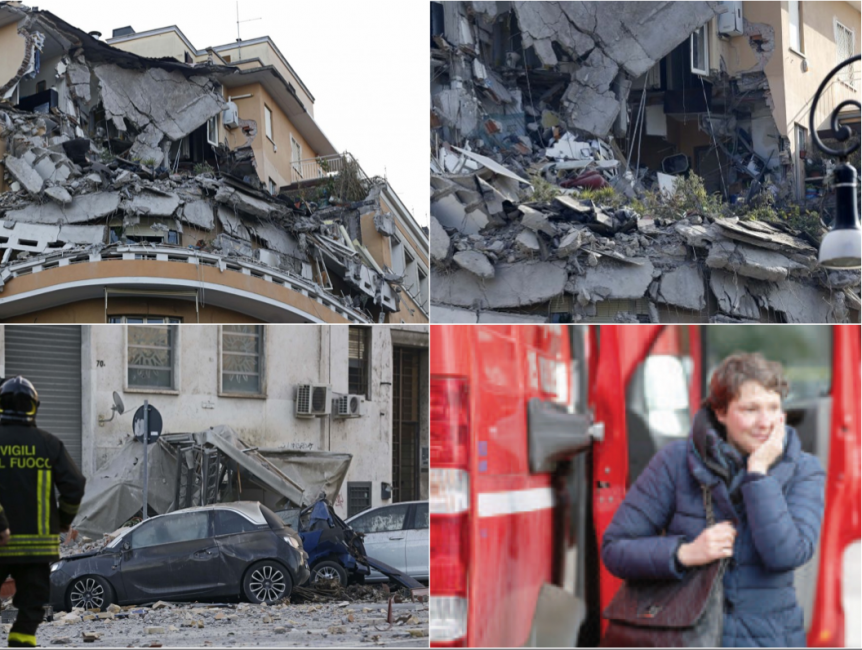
[66,575,114,612]
[311,560,348,587]
[242,560,293,604]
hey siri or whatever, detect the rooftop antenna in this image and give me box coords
[236,1,261,61]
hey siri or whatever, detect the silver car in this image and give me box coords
[345,501,428,583]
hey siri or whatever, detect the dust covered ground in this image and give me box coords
[4,586,428,648]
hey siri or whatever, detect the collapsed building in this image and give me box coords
[0,3,430,323]
[430,1,861,323]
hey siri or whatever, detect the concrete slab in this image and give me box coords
[453,250,495,279]
[432,262,568,309]
[567,258,655,301]
[4,192,121,225]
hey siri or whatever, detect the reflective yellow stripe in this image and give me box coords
[36,470,44,535]
[0,548,59,554]
[0,547,59,556]
[59,500,79,515]
[44,470,52,534]
[8,534,58,542]
[8,631,37,646]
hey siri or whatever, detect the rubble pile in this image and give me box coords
[0,4,405,322]
[17,597,427,647]
[430,1,860,324]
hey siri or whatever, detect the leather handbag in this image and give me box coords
[600,485,727,647]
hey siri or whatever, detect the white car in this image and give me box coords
[345,500,428,583]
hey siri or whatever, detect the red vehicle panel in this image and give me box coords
[431,324,860,648]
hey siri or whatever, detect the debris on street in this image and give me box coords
[2,596,428,647]
[430,1,860,323]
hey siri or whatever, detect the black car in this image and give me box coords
[50,502,309,611]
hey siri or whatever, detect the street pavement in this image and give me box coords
[4,598,428,648]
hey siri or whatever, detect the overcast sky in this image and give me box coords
[30,0,429,227]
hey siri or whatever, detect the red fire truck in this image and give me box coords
[430,324,860,648]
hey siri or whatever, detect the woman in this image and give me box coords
[602,353,825,647]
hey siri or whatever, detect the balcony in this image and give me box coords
[282,153,374,201]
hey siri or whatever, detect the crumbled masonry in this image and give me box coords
[0,4,408,323]
[430,1,860,324]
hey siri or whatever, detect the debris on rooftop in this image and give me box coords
[430,1,860,324]
[0,4,409,323]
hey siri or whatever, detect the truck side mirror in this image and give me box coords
[527,398,602,474]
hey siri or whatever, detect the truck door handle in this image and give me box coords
[389,536,405,540]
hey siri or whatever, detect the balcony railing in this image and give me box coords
[0,245,374,324]
[287,152,372,188]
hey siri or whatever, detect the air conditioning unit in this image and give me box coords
[718,1,743,37]
[333,394,364,418]
[222,101,239,129]
[295,384,332,418]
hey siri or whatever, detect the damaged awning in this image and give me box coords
[72,425,352,539]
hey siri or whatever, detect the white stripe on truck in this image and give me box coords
[477,487,555,518]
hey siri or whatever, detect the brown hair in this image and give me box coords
[704,352,788,414]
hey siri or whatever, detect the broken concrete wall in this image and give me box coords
[437,1,719,140]
[94,64,225,167]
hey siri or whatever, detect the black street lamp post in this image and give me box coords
[809,54,861,269]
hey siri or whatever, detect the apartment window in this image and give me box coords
[348,326,370,397]
[264,105,273,141]
[403,249,420,299]
[268,178,277,195]
[418,268,429,311]
[390,237,405,276]
[347,482,372,518]
[222,325,264,395]
[290,135,302,178]
[835,20,856,87]
[691,23,709,75]
[206,115,218,146]
[788,1,803,53]
[127,325,177,389]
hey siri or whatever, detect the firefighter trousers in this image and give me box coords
[0,563,49,648]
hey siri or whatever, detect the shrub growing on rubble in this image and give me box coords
[632,173,723,221]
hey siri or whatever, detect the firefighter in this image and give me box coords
[0,377,86,648]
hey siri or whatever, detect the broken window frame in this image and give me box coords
[264,104,274,142]
[690,23,709,76]
[788,0,804,54]
[220,325,266,397]
[206,115,219,147]
[348,326,371,398]
[834,19,856,89]
[125,324,179,392]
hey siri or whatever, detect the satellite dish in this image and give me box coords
[112,391,125,415]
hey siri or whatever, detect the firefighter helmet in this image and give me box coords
[0,376,40,423]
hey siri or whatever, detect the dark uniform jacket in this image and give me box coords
[0,422,86,563]
[602,414,825,647]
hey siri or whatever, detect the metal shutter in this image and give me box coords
[4,326,83,467]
